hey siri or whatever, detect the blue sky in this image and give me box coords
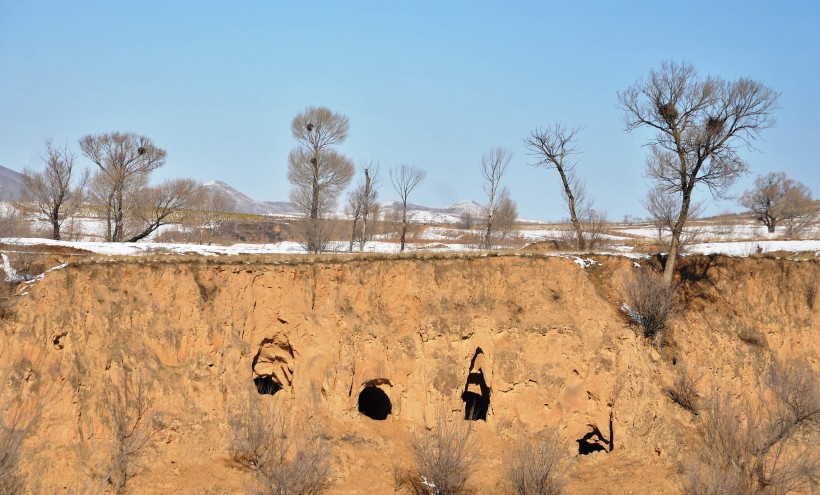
[1,1,818,221]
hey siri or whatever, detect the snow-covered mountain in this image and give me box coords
[202,179,485,223]
[202,180,297,216]
[0,165,25,201]
[380,199,486,224]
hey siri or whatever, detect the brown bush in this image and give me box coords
[505,428,571,495]
[0,361,49,495]
[668,363,701,415]
[230,394,330,495]
[625,269,674,345]
[99,375,164,494]
[680,359,820,495]
[397,410,476,495]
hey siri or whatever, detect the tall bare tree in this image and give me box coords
[524,124,587,250]
[390,164,426,252]
[620,61,779,285]
[347,162,380,252]
[479,147,512,249]
[20,140,88,240]
[79,132,167,242]
[287,106,354,253]
[740,172,814,234]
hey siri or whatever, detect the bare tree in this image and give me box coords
[524,124,587,250]
[79,132,167,242]
[480,147,513,249]
[125,178,200,242]
[493,192,519,245]
[619,61,779,285]
[347,162,380,252]
[390,164,426,252]
[581,209,609,251]
[20,140,88,240]
[739,172,815,235]
[287,106,355,253]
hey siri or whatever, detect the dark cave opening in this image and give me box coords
[254,375,282,395]
[462,347,491,421]
[358,386,392,420]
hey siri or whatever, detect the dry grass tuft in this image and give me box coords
[396,409,476,495]
[504,428,571,495]
[229,394,331,495]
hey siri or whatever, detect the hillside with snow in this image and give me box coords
[202,180,298,216]
[0,165,25,201]
[203,179,485,223]
[379,199,486,224]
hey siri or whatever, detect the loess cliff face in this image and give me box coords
[0,254,817,494]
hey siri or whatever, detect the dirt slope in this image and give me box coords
[0,253,817,494]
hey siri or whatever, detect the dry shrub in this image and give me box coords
[397,409,476,495]
[99,375,163,494]
[625,269,674,345]
[680,359,820,495]
[230,394,330,495]
[582,209,609,251]
[0,358,52,495]
[505,428,571,495]
[668,363,701,415]
[0,390,43,494]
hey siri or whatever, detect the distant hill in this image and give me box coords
[202,179,487,223]
[0,165,25,201]
[380,199,485,224]
[202,180,297,216]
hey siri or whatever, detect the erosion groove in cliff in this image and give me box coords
[0,254,817,494]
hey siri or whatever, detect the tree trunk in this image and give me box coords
[399,208,407,252]
[49,204,61,240]
[556,167,585,251]
[360,214,368,253]
[349,217,359,252]
[113,188,124,242]
[663,234,680,286]
[767,222,776,234]
[663,193,692,286]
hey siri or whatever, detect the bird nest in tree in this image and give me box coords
[657,102,679,122]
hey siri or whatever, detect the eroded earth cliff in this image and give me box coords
[1,253,817,494]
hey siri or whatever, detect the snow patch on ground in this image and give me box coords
[573,257,599,268]
[687,240,820,256]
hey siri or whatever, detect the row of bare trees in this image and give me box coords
[286,106,525,254]
[19,132,232,242]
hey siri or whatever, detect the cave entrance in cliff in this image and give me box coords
[462,347,490,421]
[358,385,392,420]
[254,375,282,395]
[577,413,614,455]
